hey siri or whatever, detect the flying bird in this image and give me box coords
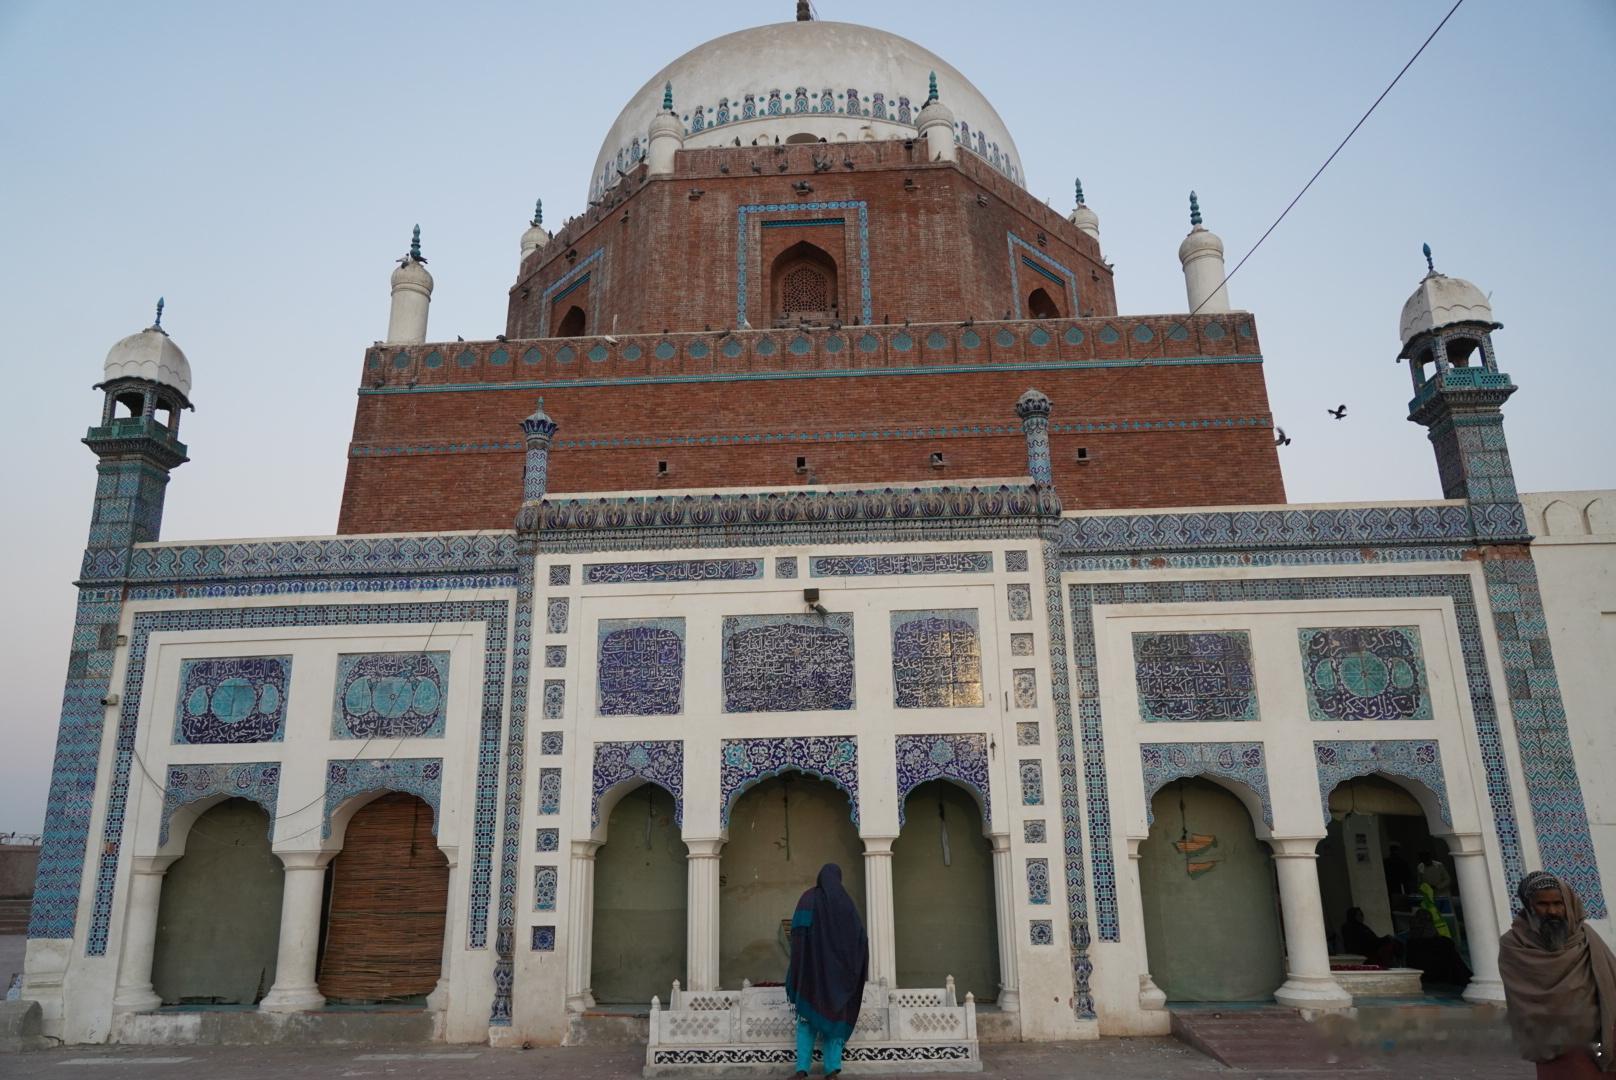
[1328,404,1348,420]
[1274,428,1291,447]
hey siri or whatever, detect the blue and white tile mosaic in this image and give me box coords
[738,202,871,326]
[125,533,518,592]
[586,558,763,584]
[331,652,449,739]
[549,564,572,586]
[159,762,280,846]
[323,758,443,838]
[597,618,685,716]
[1007,584,1032,622]
[894,734,991,825]
[547,598,569,635]
[722,614,855,713]
[1019,760,1044,806]
[543,680,565,720]
[539,731,564,756]
[891,610,983,709]
[1016,722,1039,746]
[1299,627,1431,722]
[720,737,859,825]
[1011,633,1035,656]
[531,925,556,951]
[1013,670,1038,709]
[538,768,562,815]
[545,645,567,669]
[1005,550,1030,573]
[174,656,291,745]
[533,866,558,911]
[810,552,993,577]
[1027,857,1051,905]
[1030,920,1054,946]
[536,828,560,853]
[776,557,799,579]
[1132,631,1257,723]
[1024,819,1047,844]
[592,741,685,828]
[1314,740,1450,828]
[1140,743,1270,827]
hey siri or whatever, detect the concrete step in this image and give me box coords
[1170,1007,1373,1070]
[0,900,30,935]
[565,1008,650,1047]
[113,1006,438,1046]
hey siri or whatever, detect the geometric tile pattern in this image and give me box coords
[174,656,291,744]
[737,201,872,326]
[73,599,508,957]
[322,758,443,838]
[894,734,991,825]
[331,651,449,739]
[1005,550,1030,573]
[491,550,538,1027]
[597,618,685,716]
[1139,743,1272,828]
[592,740,685,828]
[891,610,982,709]
[159,762,281,846]
[1056,503,1478,559]
[1131,631,1257,723]
[1313,740,1450,828]
[1298,626,1431,722]
[810,552,994,577]
[1483,557,1604,915]
[720,736,859,826]
[722,614,855,713]
[531,925,557,951]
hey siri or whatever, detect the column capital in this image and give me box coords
[685,838,725,858]
[861,835,897,855]
[989,833,1013,855]
[131,854,178,875]
[570,838,604,859]
[1268,836,1324,858]
[1445,832,1488,856]
[274,849,336,871]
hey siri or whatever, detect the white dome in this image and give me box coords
[102,327,192,401]
[590,20,1025,200]
[1399,271,1495,345]
[1178,226,1223,263]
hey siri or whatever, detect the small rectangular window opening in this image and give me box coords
[657,460,669,475]
[929,451,946,468]
[795,456,809,474]
[1075,447,1090,462]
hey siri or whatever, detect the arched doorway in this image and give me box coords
[151,799,283,1004]
[1027,287,1061,319]
[556,305,587,337]
[591,783,687,1004]
[770,241,839,323]
[1139,778,1284,1001]
[317,793,448,1004]
[719,773,863,987]
[892,780,998,999]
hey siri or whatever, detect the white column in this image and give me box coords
[862,836,897,989]
[988,834,1020,1011]
[565,840,601,1012]
[1450,838,1505,1003]
[1126,838,1167,1010]
[426,849,458,1014]
[1270,838,1351,1010]
[112,855,176,1015]
[259,850,334,1013]
[686,839,723,992]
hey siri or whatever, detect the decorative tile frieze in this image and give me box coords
[592,741,685,828]
[894,734,991,825]
[722,614,855,713]
[174,656,291,744]
[585,558,763,584]
[159,762,280,846]
[538,768,563,815]
[1314,740,1451,828]
[1299,626,1432,722]
[1019,760,1044,806]
[810,552,993,577]
[124,533,518,587]
[533,866,558,911]
[1012,670,1038,708]
[891,610,983,709]
[597,618,685,716]
[720,737,859,826]
[331,651,449,739]
[1132,631,1257,723]
[1056,504,1477,557]
[1027,857,1051,905]
[1140,743,1271,827]
[322,758,443,838]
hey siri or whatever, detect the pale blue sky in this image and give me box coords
[0,1,1611,832]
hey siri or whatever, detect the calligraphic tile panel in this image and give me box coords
[1132,631,1257,723]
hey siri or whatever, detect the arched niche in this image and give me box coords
[1542,499,1583,537]
[892,779,999,999]
[151,798,284,1005]
[591,782,688,1004]
[556,305,587,338]
[1027,287,1061,320]
[718,772,864,988]
[771,240,839,322]
[1138,778,1285,1002]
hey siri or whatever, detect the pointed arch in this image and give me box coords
[770,240,839,320]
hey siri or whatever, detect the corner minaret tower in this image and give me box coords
[1399,244,1525,539]
[1178,191,1230,313]
[1069,178,1100,243]
[386,225,434,344]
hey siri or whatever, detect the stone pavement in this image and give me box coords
[0,1038,1535,1079]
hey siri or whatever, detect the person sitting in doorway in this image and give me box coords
[1341,906,1401,969]
[786,863,869,1079]
[1406,907,1472,988]
[1417,850,1453,895]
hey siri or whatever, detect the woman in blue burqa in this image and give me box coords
[786,863,869,1078]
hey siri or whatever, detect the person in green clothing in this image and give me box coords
[785,864,869,1078]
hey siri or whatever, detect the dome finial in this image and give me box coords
[927,70,938,103]
[151,296,165,331]
[796,0,811,20]
[662,81,673,112]
[532,198,543,228]
[1074,178,1085,206]
[411,224,424,262]
[1189,190,1202,228]
[1423,242,1434,274]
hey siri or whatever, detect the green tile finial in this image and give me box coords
[663,82,673,111]
[1189,190,1202,227]
[410,224,423,262]
[532,198,543,228]
[151,296,164,330]
[1075,178,1085,206]
[1423,242,1434,273]
[927,71,938,103]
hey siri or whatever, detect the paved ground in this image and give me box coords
[0,1038,1535,1078]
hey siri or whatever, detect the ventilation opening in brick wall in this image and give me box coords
[1028,287,1061,320]
[772,240,839,324]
